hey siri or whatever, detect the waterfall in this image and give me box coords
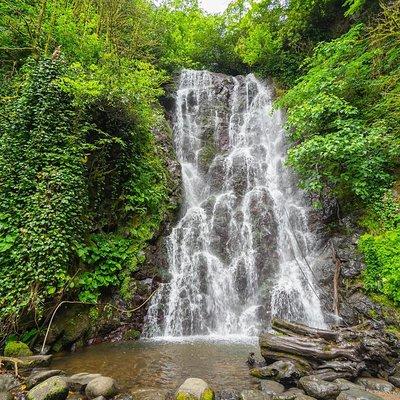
[144,70,326,338]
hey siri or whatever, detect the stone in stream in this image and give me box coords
[284,389,304,395]
[131,389,168,400]
[85,377,118,399]
[26,376,69,400]
[176,378,214,400]
[260,381,285,396]
[66,373,103,392]
[337,389,385,400]
[298,376,340,400]
[333,379,363,392]
[27,370,65,389]
[251,361,306,385]
[240,390,270,400]
[355,378,394,393]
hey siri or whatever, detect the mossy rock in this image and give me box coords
[4,341,33,357]
[26,376,68,400]
[176,379,214,400]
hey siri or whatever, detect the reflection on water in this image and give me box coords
[51,338,260,391]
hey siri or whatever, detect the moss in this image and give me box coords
[4,341,33,357]
[123,329,141,341]
[201,389,214,400]
[176,393,196,400]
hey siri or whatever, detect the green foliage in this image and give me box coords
[360,228,400,303]
[4,341,33,357]
[0,59,87,324]
[278,22,399,204]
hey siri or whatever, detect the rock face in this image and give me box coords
[26,376,68,400]
[85,377,118,399]
[298,376,340,400]
[355,378,394,392]
[176,378,214,400]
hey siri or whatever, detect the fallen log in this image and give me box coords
[257,318,400,382]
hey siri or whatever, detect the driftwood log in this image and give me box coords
[256,318,400,382]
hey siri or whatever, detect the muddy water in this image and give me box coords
[51,338,260,391]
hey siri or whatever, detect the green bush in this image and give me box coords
[4,341,33,357]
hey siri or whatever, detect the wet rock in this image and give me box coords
[240,390,270,400]
[272,392,297,400]
[92,397,106,400]
[131,389,168,400]
[355,378,394,393]
[176,379,214,400]
[26,376,69,400]
[27,370,65,389]
[0,392,13,400]
[85,377,118,399]
[333,379,363,391]
[388,375,400,388]
[284,389,304,395]
[295,396,316,400]
[0,374,20,391]
[66,373,102,392]
[1,355,52,371]
[337,389,384,400]
[298,376,340,399]
[215,390,240,400]
[251,361,306,385]
[260,381,284,396]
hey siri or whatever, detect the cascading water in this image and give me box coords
[144,70,326,338]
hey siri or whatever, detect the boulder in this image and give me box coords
[355,378,394,393]
[176,378,214,400]
[92,397,107,400]
[4,341,33,357]
[26,376,68,400]
[27,370,65,389]
[0,392,13,400]
[333,379,363,392]
[215,390,240,400]
[66,373,102,392]
[260,381,284,396]
[240,390,270,400]
[251,361,306,385]
[337,389,384,400]
[131,389,168,400]
[85,377,118,399]
[298,376,340,400]
[0,374,19,391]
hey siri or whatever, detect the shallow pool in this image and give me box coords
[51,337,260,391]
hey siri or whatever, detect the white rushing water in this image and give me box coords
[144,70,326,338]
